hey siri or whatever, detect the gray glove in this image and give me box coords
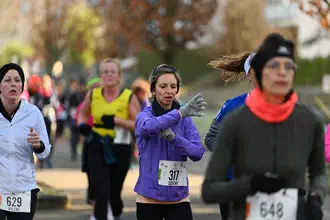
[160,128,176,141]
[179,93,207,117]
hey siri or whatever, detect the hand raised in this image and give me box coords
[179,93,207,117]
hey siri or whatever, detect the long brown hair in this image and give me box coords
[209,52,251,84]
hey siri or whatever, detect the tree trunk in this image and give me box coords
[161,48,176,65]
[160,35,177,64]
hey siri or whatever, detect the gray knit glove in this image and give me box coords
[179,93,207,117]
[160,128,176,141]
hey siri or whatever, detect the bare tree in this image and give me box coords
[64,2,101,69]
[212,0,269,56]
[26,0,78,73]
[0,0,29,48]
[95,0,217,64]
[212,0,299,56]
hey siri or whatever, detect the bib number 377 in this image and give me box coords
[246,189,298,220]
[0,191,31,213]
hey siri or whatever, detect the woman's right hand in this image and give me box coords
[250,173,287,194]
[179,93,207,117]
[78,123,92,136]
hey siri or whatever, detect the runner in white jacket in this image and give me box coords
[0,63,51,220]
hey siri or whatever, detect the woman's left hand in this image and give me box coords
[306,193,323,220]
[160,128,176,141]
[27,128,41,149]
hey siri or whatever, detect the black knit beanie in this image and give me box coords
[251,33,295,88]
[0,63,25,92]
[149,64,181,93]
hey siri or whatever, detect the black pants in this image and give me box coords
[81,137,95,204]
[218,177,231,220]
[136,202,193,220]
[86,172,95,204]
[219,202,229,220]
[88,138,131,220]
[70,120,80,161]
[0,189,38,220]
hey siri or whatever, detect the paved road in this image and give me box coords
[34,138,221,220]
[34,137,330,220]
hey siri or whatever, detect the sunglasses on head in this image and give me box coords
[153,64,177,75]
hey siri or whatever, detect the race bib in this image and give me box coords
[113,126,131,145]
[246,189,298,220]
[0,191,31,213]
[70,108,77,118]
[158,160,187,186]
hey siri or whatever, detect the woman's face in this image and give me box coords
[261,57,295,96]
[101,62,120,88]
[0,70,23,102]
[152,73,178,109]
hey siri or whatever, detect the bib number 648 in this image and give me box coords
[260,201,284,218]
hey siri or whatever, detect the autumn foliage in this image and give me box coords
[294,0,330,30]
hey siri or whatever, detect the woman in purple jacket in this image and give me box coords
[134,64,207,220]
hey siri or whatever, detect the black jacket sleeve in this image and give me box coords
[204,119,221,151]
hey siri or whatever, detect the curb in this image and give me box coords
[36,181,70,210]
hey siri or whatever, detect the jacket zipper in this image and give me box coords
[273,124,277,173]
[166,134,169,200]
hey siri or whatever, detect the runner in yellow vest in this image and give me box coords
[78,58,140,220]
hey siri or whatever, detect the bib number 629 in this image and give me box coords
[7,196,22,208]
[260,201,284,218]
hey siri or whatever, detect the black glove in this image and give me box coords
[101,115,115,129]
[78,123,92,136]
[250,173,287,194]
[306,194,323,220]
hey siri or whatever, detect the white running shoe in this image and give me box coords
[89,215,97,220]
[107,203,114,220]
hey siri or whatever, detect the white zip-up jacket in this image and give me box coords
[0,99,51,193]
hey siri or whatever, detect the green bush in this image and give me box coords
[0,41,35,65]
[136,49,213,84]
[295,56,330,85]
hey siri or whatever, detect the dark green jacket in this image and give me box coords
[202,104,328,220]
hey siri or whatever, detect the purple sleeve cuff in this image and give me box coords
[170,135,205,161]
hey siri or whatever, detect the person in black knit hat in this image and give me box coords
[0,63,25,91]
[251,33,295,89]
[202,33,327,220]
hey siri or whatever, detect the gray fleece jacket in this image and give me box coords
[202,104,328,220]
